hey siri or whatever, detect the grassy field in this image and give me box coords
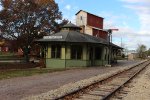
[0,68,66,80]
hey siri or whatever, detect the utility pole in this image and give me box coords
[121,37,123,47]
[105,29,118,65]
[108,30,112,65]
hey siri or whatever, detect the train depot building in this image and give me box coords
[37,10,122,68]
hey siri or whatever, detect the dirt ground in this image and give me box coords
[0,60,139,100]
[122,64,150,100]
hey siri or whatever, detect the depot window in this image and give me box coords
[51,45,61,58]
[95,47,102,60]
[71,45,83,59]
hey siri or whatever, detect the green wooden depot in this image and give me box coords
[36,23,122,68]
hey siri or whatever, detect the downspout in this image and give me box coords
[110,33,112,64]
[108,32,111,65]
[86,44,88,67]
[44,44,47,68]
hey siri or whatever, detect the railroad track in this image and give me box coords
[56,60,150,100]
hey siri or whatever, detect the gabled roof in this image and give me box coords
[76,10,104,19]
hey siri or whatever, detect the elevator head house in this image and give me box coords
[36,22,122,68]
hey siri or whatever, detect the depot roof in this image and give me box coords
[36,23,122,49]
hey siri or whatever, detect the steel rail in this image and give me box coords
[55,60,149,100]
[102,61,150,100]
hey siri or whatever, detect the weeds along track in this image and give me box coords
[56,60,150,100]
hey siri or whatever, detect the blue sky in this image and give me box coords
[55,0,150,50]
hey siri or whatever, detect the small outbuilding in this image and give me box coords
[36,23,122,68]
[128,53,139,60]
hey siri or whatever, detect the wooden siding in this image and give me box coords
[92,29,108,40]
[87,13,103,29]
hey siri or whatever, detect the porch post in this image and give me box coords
[83,45,87,60]
[47,44,51,58]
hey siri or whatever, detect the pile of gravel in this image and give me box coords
[22,60,146,100]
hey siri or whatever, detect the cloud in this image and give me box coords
[103,11,150,50]
[59,0,64,3]
[65,4,71,10]
[120,0,150,3]
[124,5,150,14]
[116,0,150,50]
[124,4,150,35]
[62,3,79,23]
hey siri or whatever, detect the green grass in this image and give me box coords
[0,52,16,56]
[0,68,66,80]
[0,52,22,60]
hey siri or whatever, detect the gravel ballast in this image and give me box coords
[122,63,150,100]
[22,60,146,100]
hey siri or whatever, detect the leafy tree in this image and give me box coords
[136,44,147,59]
[0,0,67,61]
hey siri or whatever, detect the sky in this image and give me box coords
[55,0,150,50]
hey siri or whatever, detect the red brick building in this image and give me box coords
[76,10,108,40]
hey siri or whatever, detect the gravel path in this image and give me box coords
[0,60,139,100]
[122,63,150,100]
